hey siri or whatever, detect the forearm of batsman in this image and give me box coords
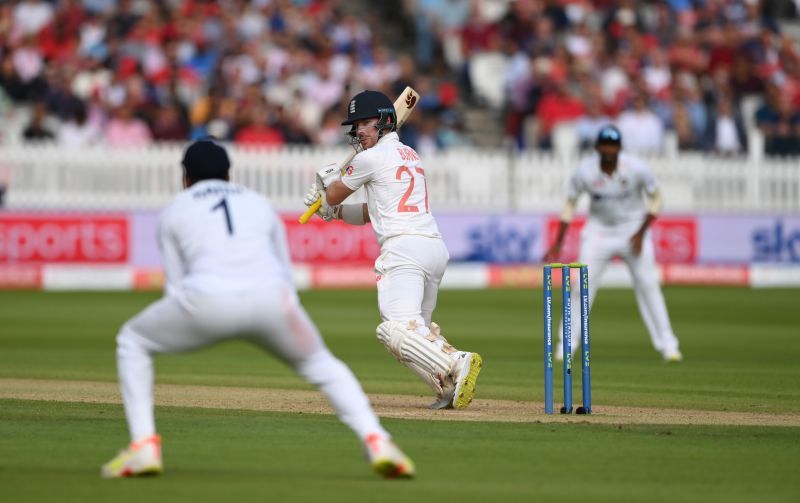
[325,180,356,205]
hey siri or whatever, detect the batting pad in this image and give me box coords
[376,321,454,395]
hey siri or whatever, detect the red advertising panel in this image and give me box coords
[283,215,380,264]
[0,214,129,264]
[662,264,749,285]
[0,265,42,288]
[545,216,697,264]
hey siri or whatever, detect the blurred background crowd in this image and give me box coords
[1,0,800,157]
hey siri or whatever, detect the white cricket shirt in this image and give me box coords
[158,179,292,299]
[567,152,658,227]
[341,132,441,246]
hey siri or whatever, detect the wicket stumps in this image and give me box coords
[543,263,591,415]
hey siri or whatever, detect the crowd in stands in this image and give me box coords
[396,0,800,156]
[0,0,467,154]
[1,0,800,157]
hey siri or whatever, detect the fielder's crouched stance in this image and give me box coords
[102,139,414,479]
[304,90,483,410]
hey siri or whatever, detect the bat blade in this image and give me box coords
[299,86,419,224]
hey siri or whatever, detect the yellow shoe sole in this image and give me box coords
[372,460,415,479]
[454,353,483,409]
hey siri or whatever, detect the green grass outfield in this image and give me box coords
[1,288,799,502]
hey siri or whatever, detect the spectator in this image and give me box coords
[71,56,112,101]
[281,114,313,145]
[302,60,345,114]
[105,102,153,148]
[107,0,140,39]
[675,77,708,145]
[0,54,29,102]
[234,104,285,147]
[668,28,707,74]
[43,68,84,120]
[151,102,189,141]
[416,112,441,155]
[11,35,47,100]
[22,102,55,142]
[316,108,346,147]
[575,98,613,151]
[642,47,671,98]
[762,94,800,156]
[704,96,748,155]
[673,102,701,150]
[617,93,665,155]
[13,0,54,37]
[437,111,472,149]
[534,75,585,150]
[57,103,99,148]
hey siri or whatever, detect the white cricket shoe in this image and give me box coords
[429,378,456,409]
[101,434,163,478]
[662,348,683,363]
[451,351,483,409]
[364,434,415,479]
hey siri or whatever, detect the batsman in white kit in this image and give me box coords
[303,90,483,410]
[544,125,683,363]
[102,139,415,479]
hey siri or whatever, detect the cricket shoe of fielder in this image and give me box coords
[364,434,416,479]
[101,434,163,478]
[662,348,683,363]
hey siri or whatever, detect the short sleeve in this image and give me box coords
[638,160,659,195]
[566,170,584,201]
[341,151,377,191]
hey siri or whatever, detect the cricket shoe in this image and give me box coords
[429,380,455,409]
[364,434,415,479]
[101,434,163,478]
[451,351,483,409]
[662,349,683,363]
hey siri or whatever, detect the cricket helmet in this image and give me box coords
[342,90,396,130]
[595,125,622,147]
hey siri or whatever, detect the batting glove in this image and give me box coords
[316,162,341,189]
[303,182,322,207]
[303,183,339,222]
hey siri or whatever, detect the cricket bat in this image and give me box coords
[298,86,420,224]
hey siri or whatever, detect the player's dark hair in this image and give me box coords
[182,138,230,183]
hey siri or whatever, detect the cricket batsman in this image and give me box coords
[303,90,483,409]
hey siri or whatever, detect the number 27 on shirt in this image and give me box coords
[396,165,429,213]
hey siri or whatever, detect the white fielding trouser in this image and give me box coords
[375,235,449,337]
[558,221,680,356]
[116,283,387,442]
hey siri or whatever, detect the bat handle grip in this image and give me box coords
[299,199,322,224]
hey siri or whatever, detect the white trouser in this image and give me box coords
[558,221,680,356]
[116,283,387,442]
[375,235,449,337]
